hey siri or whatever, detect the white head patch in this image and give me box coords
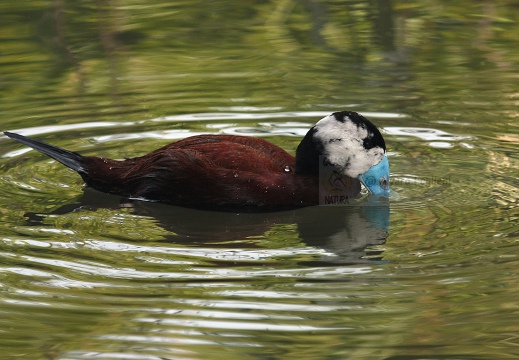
[313,114,385,178]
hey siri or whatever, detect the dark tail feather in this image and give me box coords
[4,131,85,173]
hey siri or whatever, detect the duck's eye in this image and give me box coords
[380,177,388,189]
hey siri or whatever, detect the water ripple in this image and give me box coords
[1,111,407,151]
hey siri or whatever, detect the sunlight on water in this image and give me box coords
[158,111,407,121]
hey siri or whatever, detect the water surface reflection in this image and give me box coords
[25,188,390,266]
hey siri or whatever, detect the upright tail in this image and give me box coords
[4,132,86,173]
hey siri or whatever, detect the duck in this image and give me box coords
[4,111,390,212]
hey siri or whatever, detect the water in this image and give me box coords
[1,1,518,359]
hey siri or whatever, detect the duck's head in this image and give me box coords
[295,111,390,197]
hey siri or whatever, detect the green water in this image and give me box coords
[0,1,518,359]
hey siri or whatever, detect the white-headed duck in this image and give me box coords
[4,111,389,212]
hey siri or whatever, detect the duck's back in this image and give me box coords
[160,135,296,173]
[86,134,318,211]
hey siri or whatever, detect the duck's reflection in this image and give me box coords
[24,188,389,264]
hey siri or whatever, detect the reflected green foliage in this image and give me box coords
[2,0,519,128]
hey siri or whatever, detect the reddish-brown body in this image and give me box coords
[81,135,320,211]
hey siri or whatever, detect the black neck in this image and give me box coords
[295,127,323,175]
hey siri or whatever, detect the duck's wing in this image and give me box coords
[157,134,296,173]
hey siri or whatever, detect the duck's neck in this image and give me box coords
[295,127,323,175]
